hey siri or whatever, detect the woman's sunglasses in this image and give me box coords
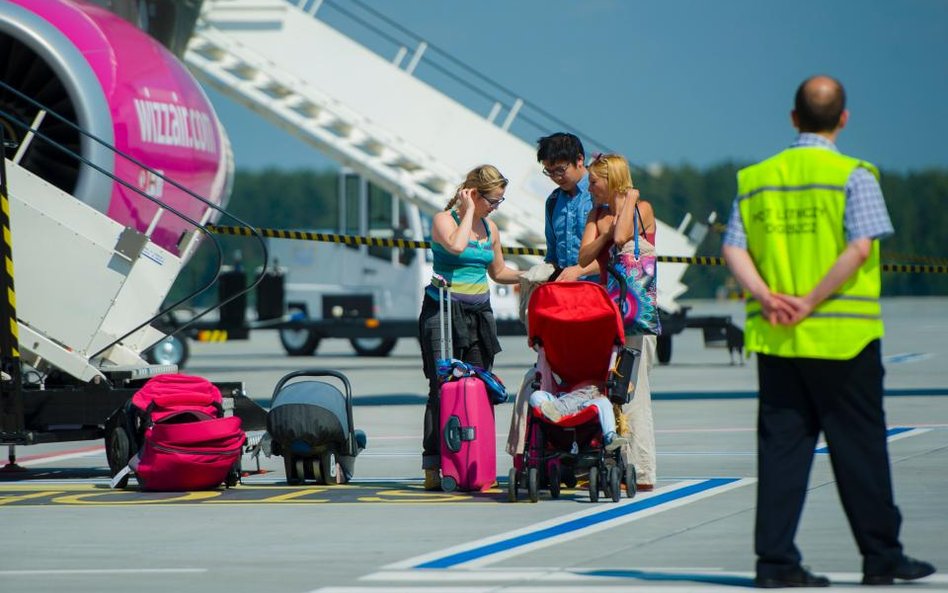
[479,193,505,207]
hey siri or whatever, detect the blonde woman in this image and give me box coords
[418,164,522,490]
[579,153,660,491]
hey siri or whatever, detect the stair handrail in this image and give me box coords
[280,0,624,163]
[0,80,268,368]
[287,0,713,233]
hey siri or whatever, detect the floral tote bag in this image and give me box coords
[605,207,662,336]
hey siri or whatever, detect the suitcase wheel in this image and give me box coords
[441,475,457,492]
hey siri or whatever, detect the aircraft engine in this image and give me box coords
[0,0,232,258]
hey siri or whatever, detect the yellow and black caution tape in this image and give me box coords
[206,225,948,275]
[0,191,19,358]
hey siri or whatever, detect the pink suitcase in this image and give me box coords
[440,376,496,492]
[433,275,497,492]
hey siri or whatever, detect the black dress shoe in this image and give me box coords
[755,566,830,588]
[862,556,936,585]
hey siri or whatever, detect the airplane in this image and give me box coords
[1,0,231,258]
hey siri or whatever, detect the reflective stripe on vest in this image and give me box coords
[737,147,884,360]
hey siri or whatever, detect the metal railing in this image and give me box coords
[0,80,268,369]
[288,0,624,161]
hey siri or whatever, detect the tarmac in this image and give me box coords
[1,298,946,592]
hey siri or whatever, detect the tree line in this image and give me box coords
[170,165,948,304]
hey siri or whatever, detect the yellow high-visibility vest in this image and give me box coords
[737,146,884,359]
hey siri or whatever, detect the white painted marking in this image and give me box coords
[386,479,754,570]
[19,448,103,466]
[313,584,948,592]
[887,427,932,443]
[311,570,948,592]
[2,568,207,576]
[816,427,931,453]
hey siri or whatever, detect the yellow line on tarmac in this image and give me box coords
[51,491,221,505]
[206,488,328,503]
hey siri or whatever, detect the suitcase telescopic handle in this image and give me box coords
[433,274,453,361]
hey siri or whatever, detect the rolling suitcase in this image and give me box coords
[433,275,496,492]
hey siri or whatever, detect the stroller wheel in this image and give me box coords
[547,462,561,500]
[624,463,637,498]
[588,466,600,503]
[609,466,622,503]
[507,468,519,502]
[527,467,539,503]
[562,466,578,489]
[284,455,301,485]
[303,458,318,482]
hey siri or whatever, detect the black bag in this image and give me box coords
[607,346,641,405]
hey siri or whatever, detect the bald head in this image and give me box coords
[794,75,847,133]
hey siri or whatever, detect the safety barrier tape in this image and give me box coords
[206,225,948,275]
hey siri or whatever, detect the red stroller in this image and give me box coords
[509,281,637,503]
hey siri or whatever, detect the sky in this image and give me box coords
[205,0,948,174]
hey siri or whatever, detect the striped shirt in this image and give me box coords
[425,213,494,304]
[723,133,894,248]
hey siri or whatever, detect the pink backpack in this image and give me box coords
[111,374,245,491]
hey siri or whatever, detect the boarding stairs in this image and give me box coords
[184,0,705,312]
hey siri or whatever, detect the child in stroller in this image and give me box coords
[529,382,628,452]
[508,281,637,503]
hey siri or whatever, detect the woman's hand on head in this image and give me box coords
[457,188,476,218]
[617,188,638,209]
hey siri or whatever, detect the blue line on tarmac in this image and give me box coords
[815,426,914,454]
[415,477,740,569]
[654,388,948,400]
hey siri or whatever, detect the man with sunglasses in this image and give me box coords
[536,132,599,282]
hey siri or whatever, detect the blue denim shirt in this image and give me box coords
[544,174,595,279]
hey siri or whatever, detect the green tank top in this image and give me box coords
[425,211,494,304]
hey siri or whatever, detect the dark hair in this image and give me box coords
[536,132,585,164]
[794,76,846,133]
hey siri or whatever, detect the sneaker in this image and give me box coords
[604,431,629,452]
[540,400,563,423]
[424,469,442,491]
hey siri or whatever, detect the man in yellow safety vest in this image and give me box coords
[722,75,935,588]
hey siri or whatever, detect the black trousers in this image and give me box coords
[755,339,903,577]
[417,296,492,470]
